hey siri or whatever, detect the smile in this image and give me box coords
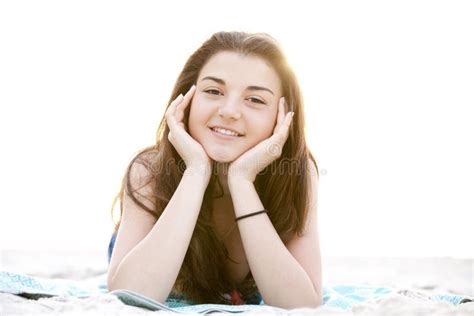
[209,127,243,139]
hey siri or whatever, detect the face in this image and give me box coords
[188,51,283,163]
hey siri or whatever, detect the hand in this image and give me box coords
[165,85,212,177]
[228,97,294,183]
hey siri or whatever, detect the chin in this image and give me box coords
[206,148,240,163]
[209,153,236,163]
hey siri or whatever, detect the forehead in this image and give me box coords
[197,51,282,94]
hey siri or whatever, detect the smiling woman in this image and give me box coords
[106,31,321,309]
[189,51,283,163]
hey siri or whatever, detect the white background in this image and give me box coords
[0,0,472,258]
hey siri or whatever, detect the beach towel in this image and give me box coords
[0,270,472,313]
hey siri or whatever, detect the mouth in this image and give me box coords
[209,127,244,139]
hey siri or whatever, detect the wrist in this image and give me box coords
[228,175,253,193]
[228,167,256,184]
[184,165,212,183]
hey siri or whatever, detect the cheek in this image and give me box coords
[248,116,276,143]
[187,101,200,136]
[188,99,211,136]
[262,110,279,134]
[189,95,211,120]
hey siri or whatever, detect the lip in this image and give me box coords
[209,125,244,136]
[209,127,243,140]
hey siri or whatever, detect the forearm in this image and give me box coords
[229,177,320,309]
[108,170,209,302]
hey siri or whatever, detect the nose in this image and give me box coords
[217,97,242,120]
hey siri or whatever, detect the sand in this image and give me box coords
[1,250,473,315]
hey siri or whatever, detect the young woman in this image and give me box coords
[106,31,322,309]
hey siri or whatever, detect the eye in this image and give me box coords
[248,97,265,104]
[204,89,222,95]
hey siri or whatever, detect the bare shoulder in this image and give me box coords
[126,148,161,209]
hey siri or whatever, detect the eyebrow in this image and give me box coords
[200,76,275,95]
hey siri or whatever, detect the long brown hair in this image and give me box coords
[110,31,319,304]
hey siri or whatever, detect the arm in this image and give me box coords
[228,176,321,309]
[225,97,321,308]
[107,168,210,303]
[108,86,212,302]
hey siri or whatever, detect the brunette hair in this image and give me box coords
[110,31,319,304]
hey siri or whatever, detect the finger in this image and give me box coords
[285,111,294,127]
[166,94,184,119]
[278,97,285,124]
[176,85,196,122]
[273,97,285,134]
[276,111,294,136]
[165,94,184,129]
[166,112,178,130]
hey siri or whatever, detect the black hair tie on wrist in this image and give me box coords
[235,209,268,222]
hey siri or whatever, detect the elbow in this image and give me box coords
[274,292,322,310]
[107,265,122,292]
[311,293,323,308]
[106,273,118,292]
[107,265,119,292]
[106,269,126,293]
[308,286,323,308]
[297,294,322,309]
[106,272,169,304]
[302,290,323,309]
[309,282,323,308]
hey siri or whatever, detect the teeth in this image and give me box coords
[212,127,240,137]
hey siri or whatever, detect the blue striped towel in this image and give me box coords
[0,271,471,313]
